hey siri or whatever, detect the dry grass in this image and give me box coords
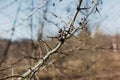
[0,34,120,80]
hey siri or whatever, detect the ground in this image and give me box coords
[0,34,120,80]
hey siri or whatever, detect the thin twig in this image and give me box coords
[17,0,86,80]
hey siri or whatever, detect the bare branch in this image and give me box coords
[16,0,84,79]
[68,0,83,32]
[0,0,18,10]
[2,0,48,34]
[0,56,39,72]
[1,0,101,79]
[0,0,23,67]
[40,39,53,51]
[0,75,23,80]
[17,41,62,80]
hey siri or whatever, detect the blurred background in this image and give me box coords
[0,0,120,80]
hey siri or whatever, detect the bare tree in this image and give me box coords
[0,0,102,80]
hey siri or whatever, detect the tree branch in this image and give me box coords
[17,0,83,79]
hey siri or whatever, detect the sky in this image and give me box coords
[98,0,120,35]
[0,0,120,40]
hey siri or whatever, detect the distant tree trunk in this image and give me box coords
[112,36,118,53]
[37,1,48,58]
[29,0,36,67]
